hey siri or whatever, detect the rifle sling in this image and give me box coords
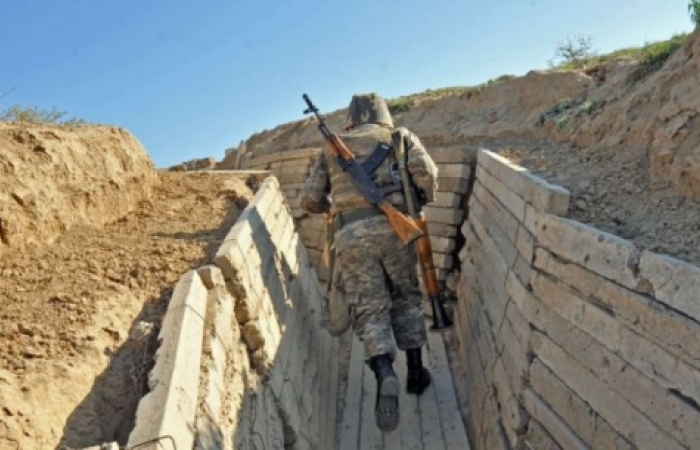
[335,141,403,198]
[359,142,392,175]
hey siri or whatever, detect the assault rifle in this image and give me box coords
[302,94,423,245]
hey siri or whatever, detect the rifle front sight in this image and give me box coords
[302,93,319,116]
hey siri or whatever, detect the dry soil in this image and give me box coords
[0,171,253,450]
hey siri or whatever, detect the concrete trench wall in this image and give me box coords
[125,146,700,450]
[453,150,700,449]
[244,148,331,282]
[126,176,339,450]
[237,146,700,449]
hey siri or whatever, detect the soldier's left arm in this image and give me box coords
[402,128,439,203]
[300,152,332,214]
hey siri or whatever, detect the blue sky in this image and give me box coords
[0,1,694,168]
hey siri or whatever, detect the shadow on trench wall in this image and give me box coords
[58,190,248,449]
[122,176,340,450]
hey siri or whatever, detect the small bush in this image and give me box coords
[551,35,595,69]
[576,100,599,116]
[626,34,687,84]
[387,97,414,114]
[555,116,570,130]
[552,34,687,74]
[486,74,516,85]
[543,97,576,117]
[0,104,86,124]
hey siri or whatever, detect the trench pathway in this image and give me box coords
[336,327,470,450]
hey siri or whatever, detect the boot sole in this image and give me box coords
[376,376,400,432]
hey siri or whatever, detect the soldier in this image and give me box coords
[300,93,439,432]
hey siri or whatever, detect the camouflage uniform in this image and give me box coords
[300,122,438,361]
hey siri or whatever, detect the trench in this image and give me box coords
[122,142,700,450]
[120,171,471,450]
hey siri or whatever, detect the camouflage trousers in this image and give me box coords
[334,215,427,361]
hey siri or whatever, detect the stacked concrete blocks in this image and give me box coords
[454,148,700,450]
[453,147,574,449]
[211,176,339,449]
[245,147,321,219]
[244,147,331,283]
[529,215,700,449]
[127,271,209,450]
[424,146,478,283]
[193,265,284,449]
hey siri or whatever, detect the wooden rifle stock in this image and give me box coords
[377,202,423,245]
[414,215,440,296]
[414,212,453,330]
[328,134,354,160]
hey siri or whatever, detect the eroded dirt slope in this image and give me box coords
[0,171,253,450]
[0,123,157,253]
[564,31,700,201]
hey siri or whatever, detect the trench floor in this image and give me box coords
[337,328,470,450]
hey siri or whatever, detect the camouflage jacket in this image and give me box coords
[300,124,438,215]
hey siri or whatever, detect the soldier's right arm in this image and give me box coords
[300,153,332,214]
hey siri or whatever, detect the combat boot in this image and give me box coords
[369,354,400,432]
[406,348,431,395]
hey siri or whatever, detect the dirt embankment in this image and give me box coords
[224,70,594,159]
[508,31,700,264]
[563,31,700,201]
[226,31,700,265]
[0,123,157,253]
[0,160,253,448]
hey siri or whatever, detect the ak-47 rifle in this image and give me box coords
[302,94,423,245]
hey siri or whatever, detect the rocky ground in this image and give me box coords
[0,171,253,450]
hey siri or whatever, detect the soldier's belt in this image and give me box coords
[334,207,383,229]
[334,205,408,230]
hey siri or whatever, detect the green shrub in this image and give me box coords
[626,34,687,84]
[387,97,414,114]
[387,86,473,113]
[555,116,570,130]
[553,34,688,73]
[544,97,576,117]
[577,100,599,116]
[0,104,86,124]
[486,74,516,85]
[551,35,595,69]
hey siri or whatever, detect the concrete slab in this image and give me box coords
[127,270,208,450]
